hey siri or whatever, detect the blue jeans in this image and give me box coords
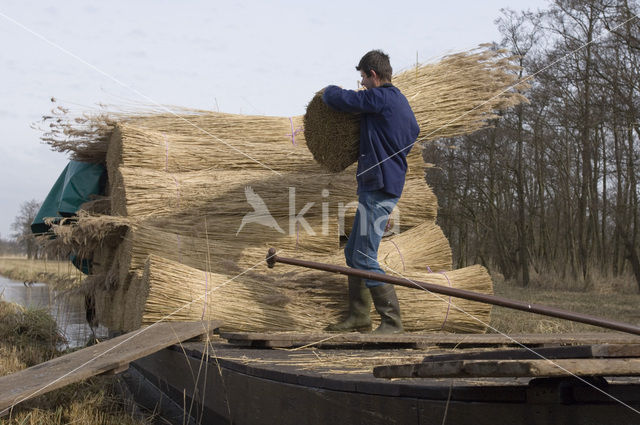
[344,190,399,288]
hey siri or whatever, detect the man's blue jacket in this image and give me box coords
[322,83,420,197]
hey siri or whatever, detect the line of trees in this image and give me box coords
[425,0,640,290]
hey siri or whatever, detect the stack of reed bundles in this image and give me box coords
[136,254,490,333]
[108,220,453,331]
[37,47,512,334]
[91,218,453,330]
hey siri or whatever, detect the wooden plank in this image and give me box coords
[0,320,221,413]
[592,344,640,357]
[375,358,640,379]
[220,331,640,348]
[418,344,640,363]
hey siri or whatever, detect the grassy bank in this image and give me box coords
[0,257,83,290]
[0,300,152,425]
[489,271,640,334]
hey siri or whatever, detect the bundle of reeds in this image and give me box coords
[106,116,319,179]
[113,218,340,290]
[94,215,452,331]
[110,167,355,218]
[114,208,451,288]
[303,90,360,172]
[110,164,436,240]
[303,45,528,172]
[342,175,438,236]
[41,106,316,173]
[134,254,490,333]
[39,107,116,164]
[46,213,129,253]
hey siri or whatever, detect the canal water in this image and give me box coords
[0,275,108,348]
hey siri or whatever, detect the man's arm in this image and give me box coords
[322,85,385,114]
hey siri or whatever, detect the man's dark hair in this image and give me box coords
[356,50,392,82]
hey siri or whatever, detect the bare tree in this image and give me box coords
[11,200,42,259]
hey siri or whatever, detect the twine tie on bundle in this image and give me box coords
[287,117,304,145]
[164,135,169,172]
[176,234,183,264]
[388,240,406,272]
[426,265,452,330]
[172,175,181,208]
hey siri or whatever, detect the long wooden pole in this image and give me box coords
[266,248,640,336]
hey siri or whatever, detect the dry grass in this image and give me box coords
[0,300,153,425]
[0,301,62,368]
[0,257,83,291]
[489,276,640,334]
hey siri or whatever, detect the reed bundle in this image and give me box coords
[47,213,129,252]
[115,208,450,285]
[111,165,436,235]
[98,217,452,331]
[377,220,452,272]
[303,45,528,172]
[289,219,452,274]
[136,255,330,331]
[303,90,360,172]
[106,116,319,179]
[114,219,338,288]
[42,106,317,173]
[395,46,527,139]
[135,255,489,333]
[342,175,438,236]
[41,214,127,278]
[39,108,116,164]
[111,167,355,218]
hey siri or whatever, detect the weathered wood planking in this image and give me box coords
[375,344,640,378]
[0,320,220,414]
[220,331,640,348]
[374,358,640,379]
[419,344,640,363]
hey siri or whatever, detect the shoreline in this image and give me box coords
[0,257,83,291]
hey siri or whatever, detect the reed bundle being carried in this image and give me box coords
[303,45,528,172]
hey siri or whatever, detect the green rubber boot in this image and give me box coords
[325,276,372,332]
[370,284,404,334]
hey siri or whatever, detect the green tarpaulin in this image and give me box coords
[31,160,106,235]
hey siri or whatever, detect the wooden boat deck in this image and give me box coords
[127,332,640,425]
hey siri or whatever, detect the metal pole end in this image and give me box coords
[266,248,277,268]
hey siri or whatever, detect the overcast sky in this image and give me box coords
[0,0,550,238]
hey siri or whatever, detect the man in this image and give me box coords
[322,50,420,334]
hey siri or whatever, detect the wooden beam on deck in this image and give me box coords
[220,331,640,349]
[374,358,640,379]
